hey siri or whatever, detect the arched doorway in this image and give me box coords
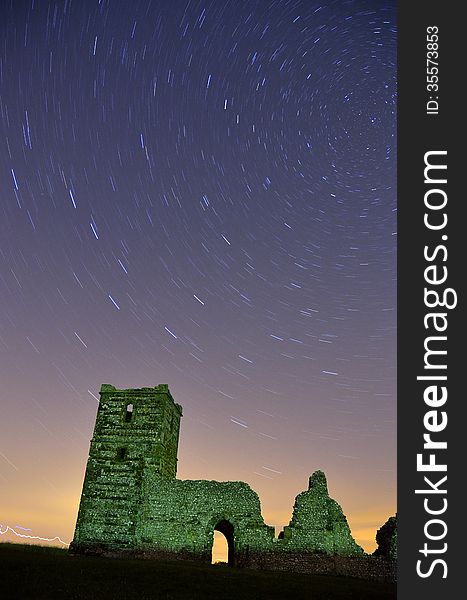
[212,519,235,566]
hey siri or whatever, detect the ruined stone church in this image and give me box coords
[71,384,363,566]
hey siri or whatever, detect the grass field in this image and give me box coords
[1,543,396,599]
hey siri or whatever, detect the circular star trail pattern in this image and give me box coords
[0,0,396,550]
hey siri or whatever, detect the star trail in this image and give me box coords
[0,0,396,551]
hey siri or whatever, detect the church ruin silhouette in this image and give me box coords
[71,384,364,565]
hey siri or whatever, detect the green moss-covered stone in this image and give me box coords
[279,471,363,555]
[71,385,362,562]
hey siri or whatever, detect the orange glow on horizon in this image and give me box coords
[211,531,229,563]
[1,407,395,556]
[1,499,393,554]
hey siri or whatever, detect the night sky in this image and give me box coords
[0,0,396,552]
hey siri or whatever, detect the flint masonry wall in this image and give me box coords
[241,552,396,582]
[71,385,395,581]
[374,514,398,560]
[280,470,363,555]
[138,476,275,562]
[72,384,182,550]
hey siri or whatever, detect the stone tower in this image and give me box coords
[71,384,182,551]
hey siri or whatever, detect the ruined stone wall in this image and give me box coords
[239,551,396,583]
[72,384,369,572]
[374,514,397,560]
[280,471,363,555]
[137,475,275,560]
[133,470,362,560]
